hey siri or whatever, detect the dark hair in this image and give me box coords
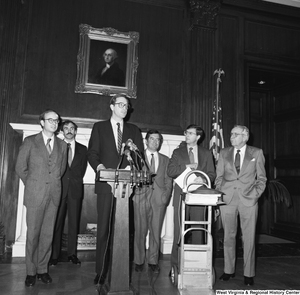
[110,94,130,106]
[186,124,204,137]
[38,109,60,127]
[145,129,163,142]
[61,120,78,131]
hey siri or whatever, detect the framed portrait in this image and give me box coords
[75,24,139,98]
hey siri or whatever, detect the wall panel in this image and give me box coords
[13,0,186,134]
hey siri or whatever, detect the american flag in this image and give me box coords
[209,69,225,163]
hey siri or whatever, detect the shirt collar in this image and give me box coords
[110,117,123,128]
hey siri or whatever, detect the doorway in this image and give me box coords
[247,65,300,241]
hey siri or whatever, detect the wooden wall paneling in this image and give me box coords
[13,0,187,135]
[188,27,216,148]
[0,0,28,244]
[245,20,300,61]
[272,85,300,241]
[216,14,242,146]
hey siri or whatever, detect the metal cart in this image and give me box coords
[170,170,224,293]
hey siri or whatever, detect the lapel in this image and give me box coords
[107,120,119,154]
[70,142,79,168]
[240,145,253,175]
[225,147,235,172]
[181,146,190,164]
[35,132,48,157]
[51,136,59,163]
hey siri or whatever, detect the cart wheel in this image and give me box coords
[170,265,178,287]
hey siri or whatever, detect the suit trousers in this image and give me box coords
[133,188,166,265]
[52,194,82,258]
[96,192,115,276]
[220,192,258,277]
[26,193,58,275]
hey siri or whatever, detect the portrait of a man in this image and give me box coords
[76,25,138,98]
[95,48,125,87]
[87,40,127,88]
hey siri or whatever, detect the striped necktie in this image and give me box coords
[117,123,122,154]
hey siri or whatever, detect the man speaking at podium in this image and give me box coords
[87,94,144,286]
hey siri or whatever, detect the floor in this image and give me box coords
[0,235,300,295]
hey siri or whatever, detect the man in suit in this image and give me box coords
[215,125,267,286]
[95,48,125,87]
[87,94,144,286]
[167,124,216,270]
[133,130,173,274]
[49,120,87,266]
[15,109,67,287]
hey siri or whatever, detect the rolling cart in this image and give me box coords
[170,170,224,293]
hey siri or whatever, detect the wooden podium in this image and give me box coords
[96,168,152,295]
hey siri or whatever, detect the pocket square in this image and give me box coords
[251,158,256,162]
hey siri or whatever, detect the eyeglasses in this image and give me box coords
[149,137,161,142]
[114,102,129,110]
[44,118,59,124]
[184,131,197,136]
[231,133,243,137]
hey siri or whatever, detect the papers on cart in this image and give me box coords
[184,186,224,205]
[175,167,201,191]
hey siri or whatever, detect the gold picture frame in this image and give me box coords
[75,24,139,98]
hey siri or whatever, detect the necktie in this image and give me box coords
[117,123,122,154]
[46,138,52,155]
[67,143,72,167]
[235,149,241,174]
[189,147,194,164]
[150,153,155,173]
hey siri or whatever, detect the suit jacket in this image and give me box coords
[95,62,125,87]
[167,142,216,206]
[215,145,267,207]
[62,141,87,200]
[87,119,144,194]
[134,153,173,206]
[15,132,67,207]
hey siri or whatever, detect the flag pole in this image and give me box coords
[213,69,225,127]
[210,69,225,162]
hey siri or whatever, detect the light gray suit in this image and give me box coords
[133,153,173,265]
[16,132,67,275]
[215,145,267,277]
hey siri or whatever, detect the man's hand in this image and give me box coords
[97,164,106,171]
[186,163,197,170]
[194,176,204,184]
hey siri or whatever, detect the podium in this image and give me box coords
[96,168,152,295]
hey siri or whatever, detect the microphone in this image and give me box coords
[125,138,140,153]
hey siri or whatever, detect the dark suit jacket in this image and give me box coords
[87,119,144,194]
[95,62,125,87]
[62,141,88,200]
[167,142,216,206]
[15,132,67,207]
[215,145,267,207]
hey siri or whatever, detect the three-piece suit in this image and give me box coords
[51,141,87,259]
[15,132,67,275]
[215,145,267,277]
[87,119,144,277]
[167,142,216,267]
[133,152,173,265]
